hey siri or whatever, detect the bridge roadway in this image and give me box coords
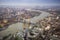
[0,9,51,39]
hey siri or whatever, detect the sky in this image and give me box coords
[0,0,60,6]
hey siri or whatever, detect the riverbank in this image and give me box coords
[0,10,51,39]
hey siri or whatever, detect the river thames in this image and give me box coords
[0,10,51,39]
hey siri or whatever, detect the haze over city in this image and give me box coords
[0,0,60,6]
[0,0,60,40]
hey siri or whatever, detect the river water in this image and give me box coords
[0,10,51,38]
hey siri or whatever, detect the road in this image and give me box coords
[0,9,51,39]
